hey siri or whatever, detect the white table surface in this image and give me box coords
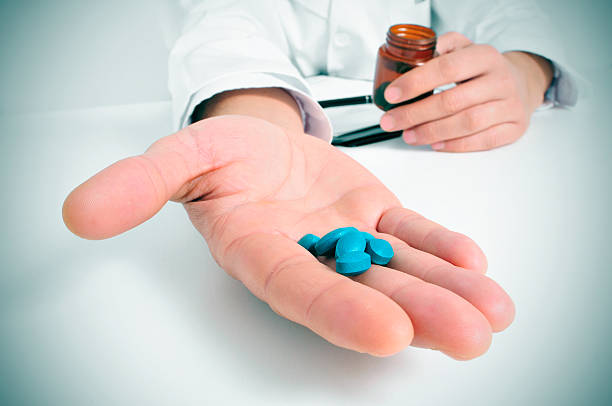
[1,65,611,405]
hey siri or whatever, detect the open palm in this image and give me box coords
[63,115,514,358]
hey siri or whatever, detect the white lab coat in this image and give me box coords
[167,0,576,140]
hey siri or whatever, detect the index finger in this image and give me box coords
[384,44,499,104]
[224,232,414,356]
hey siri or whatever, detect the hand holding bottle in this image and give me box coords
[379,31,554,152]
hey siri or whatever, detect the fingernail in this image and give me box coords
[403,130,417,144]
[431,141,445,150]
[385,87,402,103]
[380,115,395,131]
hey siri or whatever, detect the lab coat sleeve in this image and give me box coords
[431,0,579,107]
[167,0,332,140]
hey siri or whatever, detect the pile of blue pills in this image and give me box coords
[297,227,394,276]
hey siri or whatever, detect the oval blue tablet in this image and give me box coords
[366,238,394,265]
[336,252,372,276]
[335,231,366,259]
[314,227,359,257]
[297,233,320,255]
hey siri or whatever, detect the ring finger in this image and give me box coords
[404,99,515,146]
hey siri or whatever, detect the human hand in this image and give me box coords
[63,115,514,358]
[379,32,553,152]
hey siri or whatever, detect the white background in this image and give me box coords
[1,1,611,405]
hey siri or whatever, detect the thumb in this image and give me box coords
[62,115,255,240]
[63,128,201,240]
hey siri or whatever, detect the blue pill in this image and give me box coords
[314,227,359,257]
[335,231,366,259]
[366,238,394,265]
[297,233,320,255]
[361,231,375,242]
[336,252,372,276]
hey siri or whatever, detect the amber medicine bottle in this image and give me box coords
[373,24,437,111]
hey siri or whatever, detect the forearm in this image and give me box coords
[503,51,554,112]
[191,88,304,135]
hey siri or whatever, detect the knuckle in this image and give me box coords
[512,99,527,117]
[482,131,499,150]
[399,107,415,128]
[439,89,463,114]
[480,44,498,56]
[415,123,435,142]
[446,31,462,42]
[438,31,456,45]
[442,31,472,45]
[464,108,485,132]
[453,31,472,44]
[504,99,523,121]
[480,44,501,62]
[498,72,515,93]
[451,137,468,152]
[437,56,458,80]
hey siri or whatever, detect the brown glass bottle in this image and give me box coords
[373,24,437,111]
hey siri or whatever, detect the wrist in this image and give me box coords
[192,87,304,136]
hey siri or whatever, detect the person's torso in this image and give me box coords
[282,0,431,79]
